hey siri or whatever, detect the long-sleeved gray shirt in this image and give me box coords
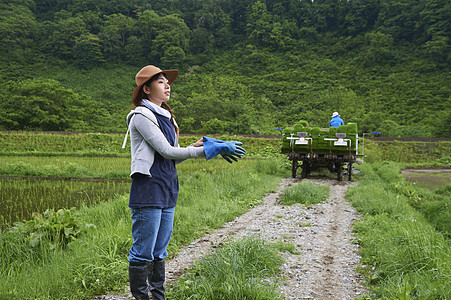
[124,106,205,177]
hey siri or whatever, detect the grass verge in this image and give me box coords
[348,162,451,299]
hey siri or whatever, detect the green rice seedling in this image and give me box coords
[0,156,131,178]
[279,182,330,205]
[63,162,93,177]
[167,236,283,299]
[0,178,130,227]
[0,132,125,154]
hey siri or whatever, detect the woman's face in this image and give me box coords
[143,73,170,106]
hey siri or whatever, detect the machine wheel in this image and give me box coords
[291,160,298,178]
[301,161,310,179]
[336,162,343,181]
[347,163,353,181]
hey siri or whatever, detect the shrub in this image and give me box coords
[9,208,95,250]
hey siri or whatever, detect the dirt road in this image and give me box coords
[98,177,367,299]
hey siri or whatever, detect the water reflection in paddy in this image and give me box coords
[401,169,451,190]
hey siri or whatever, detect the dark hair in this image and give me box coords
[135,72,179,135]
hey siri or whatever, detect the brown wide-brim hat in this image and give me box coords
[132,65,178,104]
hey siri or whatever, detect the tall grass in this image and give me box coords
[0,158,287,299]
[167,236,283,299]
[348,162,451,298]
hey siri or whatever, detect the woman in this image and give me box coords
[123,65,245,300]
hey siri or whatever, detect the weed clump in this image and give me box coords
[279,182,330,205]
[168,236,283,299]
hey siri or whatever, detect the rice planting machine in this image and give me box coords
[280,122,359,181]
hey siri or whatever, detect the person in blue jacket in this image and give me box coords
[123,65,246,300]
[329,111,344,128]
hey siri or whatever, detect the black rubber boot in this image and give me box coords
[147,259,166,300]
[129,262,150,300]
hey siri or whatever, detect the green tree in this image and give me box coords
[124,35,146,65]
[420,0,450,66]
[150,14,191,64]
[0,0,37,61]
[269,20,299,50]
[189,27,213,55]
[420,0,451,41]
[424,36,450,66]
[221,0,253,35]
[66,0,133,16]
[341,0,380,36]
[309,0,340,33]
[136,10,161,58]
[99,13,135,61]
[99,25,123,61]
[376,0,423,42]
[0,78,96,131]
[45,13,88,59]
[246,1,272,47]
[107,13,135,47]
[357,31,394,67]
[173,74,254,134]
[76,11,103,34]
[192,3,233,49]
[286,0,315,28]
[73,33,105,69]
[161,46,186,70]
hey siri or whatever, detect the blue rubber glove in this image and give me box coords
[201,136,238,162]
[203,136,246,163]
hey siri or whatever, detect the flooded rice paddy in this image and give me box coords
[0,177,130,227]
[401,169,451,190]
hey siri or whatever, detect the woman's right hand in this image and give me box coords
[191,138,204,147]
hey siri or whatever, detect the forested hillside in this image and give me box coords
[0,0,449,137]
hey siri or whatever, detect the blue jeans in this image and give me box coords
[128,206,175,264]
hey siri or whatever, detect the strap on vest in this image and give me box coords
[122,108,174,149]
[122,126,130,149]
